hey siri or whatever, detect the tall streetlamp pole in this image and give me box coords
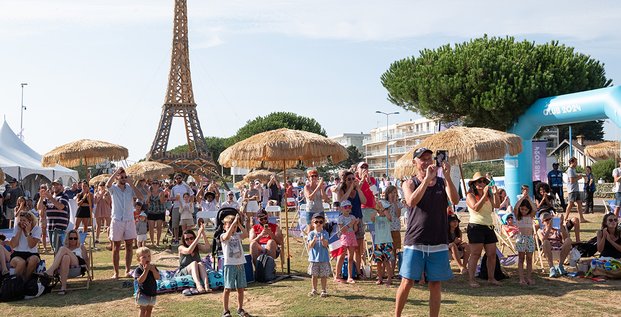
[375,110,399,178]
[19,83,28,140]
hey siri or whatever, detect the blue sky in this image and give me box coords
[1,0,620,161]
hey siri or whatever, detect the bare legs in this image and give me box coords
[185,261,209,292]
[223,288,245,314]
[76,217,89,233]
[565,199,586,223]
[10,255,40,280]
[112,239,134,279]
[45,248,79,291]
[95,217,110,243]
[395,278,442,317]
[468,243,499,286]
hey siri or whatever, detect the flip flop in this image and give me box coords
[58,289,66,295]
[182,288,194,296]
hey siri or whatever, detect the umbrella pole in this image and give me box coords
[458,163,467,198]
[283,160,291,275]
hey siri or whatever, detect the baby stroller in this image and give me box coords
[211,207,240,270]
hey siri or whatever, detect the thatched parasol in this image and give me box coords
[0,168,4,184]
[243,169,275,183]
[584,141,620,160]
[393,127,523,190]
[277,169,306,179]
[234,180,247,189]
[125,161,174,181]
[42,139,128,168]
[219,128,348,275]
[89,174,111,186]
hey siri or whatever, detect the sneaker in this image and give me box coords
[557,265,566,276]
[320,290,328,298]
[308,289,318,296]
[549,267,558,278]
[237,308,250,317]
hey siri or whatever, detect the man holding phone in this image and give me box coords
[249,210,282,264]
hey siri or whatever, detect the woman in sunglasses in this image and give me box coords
[43,229,89,294]
[9,211,42,280]
[176,225,211,294]
[597,213,621,259]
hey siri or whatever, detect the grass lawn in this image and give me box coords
[1,210,620,317]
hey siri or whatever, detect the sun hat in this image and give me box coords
[139,212,147,218]
[413,147,433,159]
[357,162,369,169]
[312,213,325,220]
[467,172,489,187]
[51,178,63,185]
[340,200,352,208]
[540,212,553,221]
[448,214,460,223]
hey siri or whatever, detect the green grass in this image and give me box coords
[2,210,620,317]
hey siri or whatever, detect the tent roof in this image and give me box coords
[0,120,78,182]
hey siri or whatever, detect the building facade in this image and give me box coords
[363,118,440,177]
[329,133,369,153]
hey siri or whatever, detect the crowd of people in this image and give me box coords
[1,151,621,317]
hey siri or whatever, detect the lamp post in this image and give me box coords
[375,110,399,178]
[19,83,28,140]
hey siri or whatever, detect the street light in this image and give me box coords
[19,83,28,140]
[375,110,399,178]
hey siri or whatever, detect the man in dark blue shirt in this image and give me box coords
[547,163,566,210]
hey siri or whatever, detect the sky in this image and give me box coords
[1,0,621,162]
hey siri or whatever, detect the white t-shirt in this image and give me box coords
[13,225,42,253]
[220,232,246,265]
[613,168,621,192]
[179,201,194,220]
[220,200,239,210]
[172,183,192,208]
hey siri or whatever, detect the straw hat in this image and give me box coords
[467,172,489,187]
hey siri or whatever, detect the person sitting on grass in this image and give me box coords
[9,211,41,281]
[0,234,12,277]
[177,226,211,294]
[537,212,572,278]
[134,247,160,317]
[249,209,283,265]
[220,214,251,317]
[42,229,89,294]
[597,213,621,259]
[447,214,469,274]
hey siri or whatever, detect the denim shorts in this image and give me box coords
[224,264,247,289]
[615,192,621,207]
[400,246,453,282]
[135,292,157,307]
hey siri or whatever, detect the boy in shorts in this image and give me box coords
[134,247,160,317]
[221,214,251,317]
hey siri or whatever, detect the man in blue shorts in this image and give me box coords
[395,147,459,317]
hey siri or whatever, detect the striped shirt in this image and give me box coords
[44,192,70,231]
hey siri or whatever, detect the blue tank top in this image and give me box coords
[347,191,363,219]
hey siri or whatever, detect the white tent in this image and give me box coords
[0,120,78,185]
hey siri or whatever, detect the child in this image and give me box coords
[136,212,148,248]
[502,214,520,238]
[220,214,251,317]
[335,200,358,284]
[370,200,394,287]
[307,213,330,297]
[448,214,469,274]
[514,196,536,285]
[134,247,160,317]
[179,193,195,232]
[384,185,402,275]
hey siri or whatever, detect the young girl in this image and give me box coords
[179,193,195,232]
[134,247,160,317]
[370,200,394,287]
[448,214,469,274]
[384,185,402,274]
[335,200,359,284]
[514,196,536,285]
[136,212,148,248]
[307,213,330,297]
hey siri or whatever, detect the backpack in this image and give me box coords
[255,254,276,283]
[477,253,509,281]
[575,236,598,257]
[0,275,26,302]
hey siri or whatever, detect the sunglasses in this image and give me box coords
[475,179,486,184]
[359,165,368,169]
[608,218,618,223]
[68,237,78,241]
[184,236,195,241]
[543,218,551,222]
[258,217,268,221]
[119,176,128,179]
[313,221,324,224]
[346,177,355,181]
[310,175,318,178]
[19,213,29,217]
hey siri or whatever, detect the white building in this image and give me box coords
[329,133,369,153]
[363,118,441,177]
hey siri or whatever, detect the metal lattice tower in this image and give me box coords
[147,0,214,175]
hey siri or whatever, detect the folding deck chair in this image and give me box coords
[532,216,564,273]
[50,230,94,291]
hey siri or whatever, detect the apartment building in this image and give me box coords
[329,133,369,153]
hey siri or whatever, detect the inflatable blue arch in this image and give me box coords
[505,86,621,201]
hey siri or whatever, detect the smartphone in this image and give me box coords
[435,150,448,167]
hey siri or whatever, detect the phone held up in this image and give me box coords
[435,150,448,167]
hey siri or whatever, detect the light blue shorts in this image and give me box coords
[224,264,247,289]
[400,247,453,282]
[135,292,157,307]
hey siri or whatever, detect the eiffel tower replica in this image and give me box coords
[147,0,214,175]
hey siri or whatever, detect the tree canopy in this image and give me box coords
[381,36,612,131]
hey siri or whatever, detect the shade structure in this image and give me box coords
[234,180,247,189]
[219,128,348,169]
[42,139,128,168]
[125,161,174,180]
[277,168,306,179]
[243,169,275,183]
[218,128,348,275]
[584,141,620,160]
[89,174,110,186]
[393,127,523,179]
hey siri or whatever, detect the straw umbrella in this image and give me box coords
[584,141,620,160]
[125,161,174,180]
[89,174,111,186]
[243,169,275,183]
[219,128,348,274]
[277,169,306,179]
[394,127,523,190]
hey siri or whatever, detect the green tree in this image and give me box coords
[381,36,612,131]
[232,112,326,143]
[316,145,363,178]
[557,121,605,141]
[591,158,615,182]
